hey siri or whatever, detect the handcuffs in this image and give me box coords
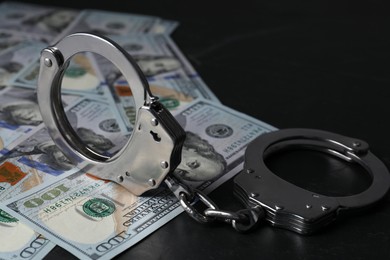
[38,33,185,196]
[37,33,390,234]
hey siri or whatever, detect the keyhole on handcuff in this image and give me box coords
[150,131,161,142]
[265,149,372,197]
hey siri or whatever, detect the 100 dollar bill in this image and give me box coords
[0,154,65,260]
[0,2,79,43]
[0,149,65,259]
[56,9,162,43]
[90,33,220,129]
[0,99,276,259]
[9,52,105,97]
[1,95,129,173]
[107,34,214,84]
[0,41,44,89]
[0,87,81,159]
[0,209,55,260]
[0,94,130,259]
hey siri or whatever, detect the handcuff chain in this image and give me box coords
[164,175,264,233]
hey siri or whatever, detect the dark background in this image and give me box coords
[6,0,390,259]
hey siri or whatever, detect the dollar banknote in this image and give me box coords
[112,75,217,128]
[11,34,217,101]
[0,99,276,259]
[149,19,179,34]
[0,3,266,260]
[1,95,129,171]
[0,29,46,55]
[0,1,79,43]
[108,34,211,82]
[0,150,74,259]
[0,29,29,55]
[63,97,130,156]
[0,41,45,88]
[88,33,219,128]
[0,86,38,150]
[0,87,81,158]
[0,86,44,131]
[0,87,43,158]
[0,126,31,155]
[57,9,162,42]
[0,93,130,259]
[0,156,79,204]
[10,32,207,100]
[0,209,55,260]
[107,33,219,99]
[0,150,72,260]
[9,52,106,97]
[0,125,80,176]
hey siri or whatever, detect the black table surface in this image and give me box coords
[8,0,390,259]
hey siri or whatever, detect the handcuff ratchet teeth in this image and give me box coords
[37,32,185,196]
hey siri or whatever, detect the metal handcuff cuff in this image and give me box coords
[37,33,390,234]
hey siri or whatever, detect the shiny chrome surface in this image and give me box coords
[165,175,263,232]
[234,128,390,234]
[38,33,185,195]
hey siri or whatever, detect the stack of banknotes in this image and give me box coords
[0,2,277,259]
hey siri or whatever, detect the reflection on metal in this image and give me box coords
[234,128,390,234]
[37,33,389,235]
[37,33,185,195]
